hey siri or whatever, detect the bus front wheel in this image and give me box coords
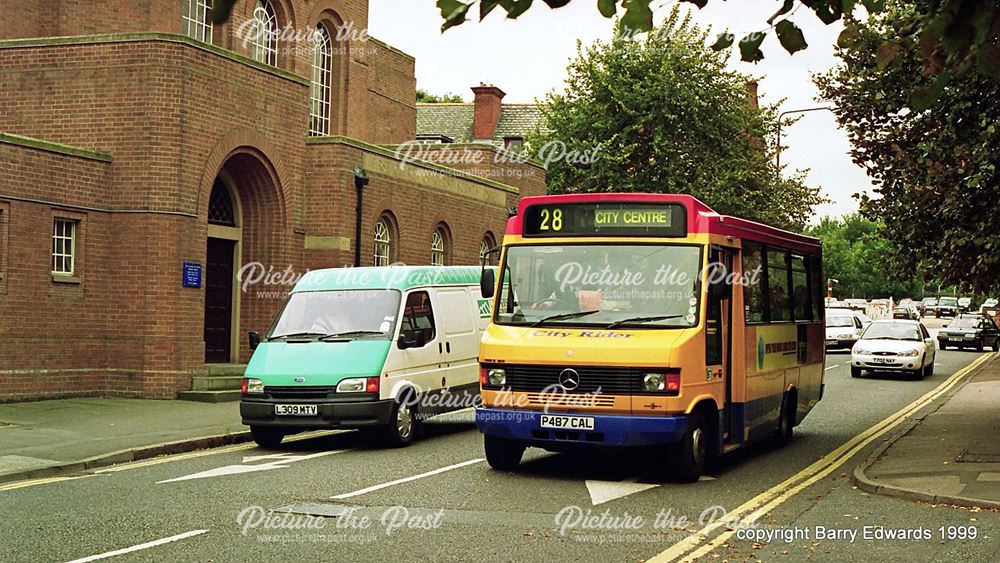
[674,410,711,483]
[484,435,525,470]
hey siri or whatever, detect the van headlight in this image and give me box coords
[337,378,367,393]
[243,378,264,394]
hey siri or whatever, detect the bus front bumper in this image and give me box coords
[476,408,688,447]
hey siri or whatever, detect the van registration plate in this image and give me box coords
[540,415,595,430]
[275,404,318,416]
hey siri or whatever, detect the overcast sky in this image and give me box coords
[368,0,874,220]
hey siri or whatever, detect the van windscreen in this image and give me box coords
[268,289,401,340]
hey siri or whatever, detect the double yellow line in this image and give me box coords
[650,352,996,563]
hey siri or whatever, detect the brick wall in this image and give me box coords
[366,39,416,143]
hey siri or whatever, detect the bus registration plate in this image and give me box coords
[540,415,595,430]
[275,404,318,416]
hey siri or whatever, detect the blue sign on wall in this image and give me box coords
[183,262,202,288]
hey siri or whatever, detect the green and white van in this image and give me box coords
[240,266,493,448]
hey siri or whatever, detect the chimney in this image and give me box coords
[471,83,506,140]
[746,80,759,109]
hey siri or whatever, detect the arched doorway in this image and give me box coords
[204,178,242,363]
[203,149,285,364]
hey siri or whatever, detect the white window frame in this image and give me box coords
[52,219,77,276]
[374,218,391,267]
[250,0,278,66]
[309,25,333,137]
[182,0,213,43]
[480,235,495,266]
[431,228,446,267]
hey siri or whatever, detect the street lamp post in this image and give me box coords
[776,106,834,177]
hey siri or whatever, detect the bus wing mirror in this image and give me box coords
[481,268,496,299]
[248,331,261,351]
[708,263,732,300]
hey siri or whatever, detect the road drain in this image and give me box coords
[956,449,1000,463]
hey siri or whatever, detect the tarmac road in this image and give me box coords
[2,349,996,563]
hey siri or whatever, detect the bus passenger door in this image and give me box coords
[706,247,735,446]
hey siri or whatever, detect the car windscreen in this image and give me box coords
[947,318,978,329]
[267,289,401,339]
[826,315,854,328]
[861,323,921,341]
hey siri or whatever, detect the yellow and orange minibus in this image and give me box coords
[476,193,825,481]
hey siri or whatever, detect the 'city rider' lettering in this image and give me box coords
[531,331,633,339]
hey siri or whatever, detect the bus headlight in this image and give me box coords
[488,369,506,386]
[643,373,665,392]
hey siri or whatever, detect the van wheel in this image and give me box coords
[250,426,285,449]
[774,394,796,447]
[851,366,862,378]
[380,394,420,447]
[673,410,711,483]
[484,435,525,470]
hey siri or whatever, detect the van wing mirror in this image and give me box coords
[481,268,496,299]
[248,331,261,351]
[397,331,426,350]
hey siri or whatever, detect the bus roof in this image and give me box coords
[507,193,821,254]
[292,266,486,293]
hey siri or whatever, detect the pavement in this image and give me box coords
[0,397,250,483]
[855,352,1000,509]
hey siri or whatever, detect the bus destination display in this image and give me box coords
[523,202,686,237]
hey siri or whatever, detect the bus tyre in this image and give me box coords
[775,395,795,447]
[484,435,524,470]
[851,366,862,378]
[380,394,420,448]
[674,410,710,483]
[250,426,285,449]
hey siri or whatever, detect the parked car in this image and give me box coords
[958,297,972,313]
[892,306,919,320]
[922,297,938,317]
[844,298,868,311]
[937,315,1000,352]
[935,296,959,318]
[980,298,998,314]
[851,320,936,379]
[826,309,864,350]
[826,299,847,309]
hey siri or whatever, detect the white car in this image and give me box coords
[826,309,863,350]
[850,320,936,380]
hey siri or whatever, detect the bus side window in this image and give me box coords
[400,291,436,347]
[742,243,766,323]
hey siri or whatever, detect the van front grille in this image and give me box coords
[265,386,338,399]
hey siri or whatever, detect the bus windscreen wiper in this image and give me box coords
[319,330,384,341]
[605,314,685,329]
[267,331,327,341]
[530,310,600,327]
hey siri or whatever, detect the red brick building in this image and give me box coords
[0,0,546,401]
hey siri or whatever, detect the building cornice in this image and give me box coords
[0,132,112,162]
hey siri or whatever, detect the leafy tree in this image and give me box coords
[816,1,1000,294]
[429,1,1000,108]
[528,9,825,231]
[807,214,924,298]
[416,89,465,103]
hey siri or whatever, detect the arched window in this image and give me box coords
[431,225,449,266]
[250,0,278,66]
[480,233,497,266]
[373,216,393,267]
[309,25,333,137]
[182,0,213,43]
[208,180,237,226]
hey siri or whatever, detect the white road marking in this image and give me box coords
[585,478,660,505]
[65,529,207,563]
[331,458,484,500]
[157,450,346,484]
[825,365,838,371]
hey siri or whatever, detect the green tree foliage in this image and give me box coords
[816,1,1000,294]
[528,10,825,231]
[807,214,924,299]
[416,89,465,103]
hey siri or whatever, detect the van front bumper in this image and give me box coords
[476,408,688,447]
[240,398,395,429]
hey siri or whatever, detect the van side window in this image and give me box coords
[400,291,436,346]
